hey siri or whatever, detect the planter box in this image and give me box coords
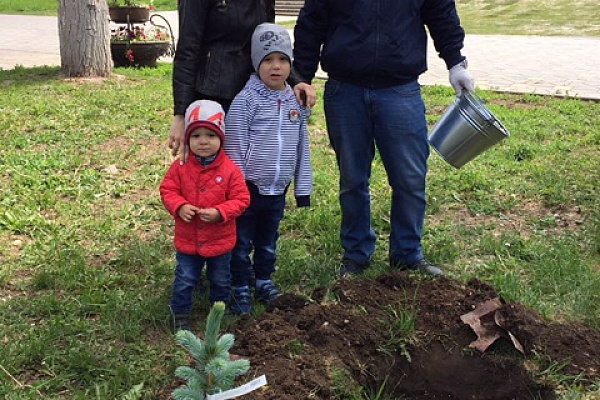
[109,6,150,23]
[111,41,171,68]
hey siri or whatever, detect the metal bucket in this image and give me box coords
[428,92,510,168]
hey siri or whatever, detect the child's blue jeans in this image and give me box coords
[230,183,286,287]
[170,251,231,315]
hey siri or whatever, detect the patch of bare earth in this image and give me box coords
[162,272,599,400]
[429,201,585,240]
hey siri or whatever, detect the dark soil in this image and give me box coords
[224,271,600,400]
[163,271,600,399]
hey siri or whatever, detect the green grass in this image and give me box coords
[0,0,177,15]
[273,0,600,38]
[456,0,600,36]
[0,64,598,399]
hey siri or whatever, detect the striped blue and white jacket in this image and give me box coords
[224,74,313,206]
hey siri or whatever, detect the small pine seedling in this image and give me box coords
[172,302,250,400]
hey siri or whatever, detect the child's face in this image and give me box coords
[258,53,291,91]
[189,127,221,158]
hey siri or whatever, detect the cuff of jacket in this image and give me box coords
[296,195,311,208]
[287,67,310,88]
[444,54,466,70]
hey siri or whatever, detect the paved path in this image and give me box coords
[1,12,599,100]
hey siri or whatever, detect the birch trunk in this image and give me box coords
[58,0,112,77]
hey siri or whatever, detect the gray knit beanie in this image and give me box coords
[251,23,293,72]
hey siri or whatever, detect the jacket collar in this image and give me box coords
[247,73,294,100]
[187,149,225,170]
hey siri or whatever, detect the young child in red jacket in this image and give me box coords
[160,100,250,331]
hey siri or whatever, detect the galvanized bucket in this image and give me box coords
[428,92,510,168]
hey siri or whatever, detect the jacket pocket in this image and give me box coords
[324,79,341,99]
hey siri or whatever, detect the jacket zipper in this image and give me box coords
[270,98,284,195]
[201,51,211,86]
[375,0,380,63]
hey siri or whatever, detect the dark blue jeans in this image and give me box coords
[170,251,231,315]
[230,183,286,287]
[324,79,429,266]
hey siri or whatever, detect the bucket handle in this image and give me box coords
[459,91,511,138]
[460,90,487,106]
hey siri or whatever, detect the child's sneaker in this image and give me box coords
[230,286,252,315]
[254,280,280,303]
[171,313,191,332]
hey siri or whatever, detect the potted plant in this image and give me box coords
[108,0,154,23]
[110,15,174,68]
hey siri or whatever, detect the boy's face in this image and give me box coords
[258,52,290,91]
[189,127,221,158]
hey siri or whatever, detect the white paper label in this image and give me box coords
[206,375,268,400]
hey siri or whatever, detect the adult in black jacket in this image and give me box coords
[293,0,475,277]
[169,0,315,161]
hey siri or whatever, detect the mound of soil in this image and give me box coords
[228,272,600,400]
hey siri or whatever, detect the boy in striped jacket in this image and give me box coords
[224,23,313,315]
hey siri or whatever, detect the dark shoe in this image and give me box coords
[254,280,281,303]
[172,313,191,332]
[340,258,370,277]
[394,259,444,277]
[230,286,252,315]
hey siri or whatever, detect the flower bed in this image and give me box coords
[110,41,172,68]
[110,17,174,68]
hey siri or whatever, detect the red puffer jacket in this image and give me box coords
[160,151,250,257]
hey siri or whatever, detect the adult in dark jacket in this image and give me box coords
[293,0,475,277]
[169,0,316,161]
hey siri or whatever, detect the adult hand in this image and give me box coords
[293,82,317,109]
[178,204,200,223]
[169,115,189,164]
[449,62,475,96]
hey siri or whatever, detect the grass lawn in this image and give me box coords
[0,0,178,15]
[275,0,600,37]
[0,64,598,399]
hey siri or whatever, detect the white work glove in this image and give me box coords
[449,60,475,96]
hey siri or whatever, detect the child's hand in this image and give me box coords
[197,208,222,223]
[178,204,200,223]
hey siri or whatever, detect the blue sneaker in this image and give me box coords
[230,286,252,315]
[254,280,280,303]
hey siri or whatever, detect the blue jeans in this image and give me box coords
[324,79,429,266]
[170,251,231,315]
[231,183,286,287]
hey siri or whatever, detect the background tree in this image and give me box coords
[58,0,112,77]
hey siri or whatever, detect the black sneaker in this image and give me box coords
[171,313,191,332]
[339,258,370,277]
[393,259,444,277]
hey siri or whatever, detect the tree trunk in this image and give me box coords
[58,0,112,77]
